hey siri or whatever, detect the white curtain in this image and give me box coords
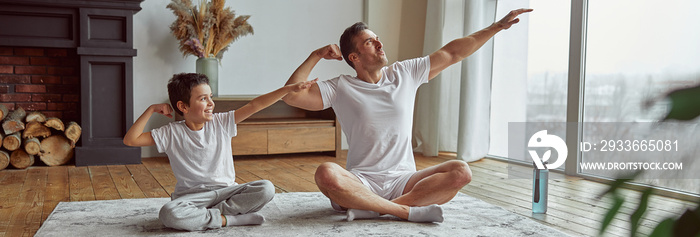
[413,0,497,162]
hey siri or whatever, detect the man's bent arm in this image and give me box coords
[283,44,341,111]
[428,8,533,80]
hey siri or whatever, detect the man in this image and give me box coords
[283,8,533,222]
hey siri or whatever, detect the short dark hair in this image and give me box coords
[167,73,209,116]
[339,22,369,69]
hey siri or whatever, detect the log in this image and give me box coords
[0,104,7,121]
[0,150,9,170]
[26,111,47,123]
[44,117,65,131]
[2,119,24,135]
[7,106,26,120]
[2,106,26,134]
[24,137,41,155]
[2,132,21,151]
[65,121,82,147]
[40,135,74,166]
[23,121,52,139]
[0,132,3,148]
[10,150,34,169]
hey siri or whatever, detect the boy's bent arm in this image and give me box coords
[282,44,341,111]
[235,79,317,124]
[123,103,173,147]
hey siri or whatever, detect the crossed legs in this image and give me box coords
[314,160,471,221]
[395,160,472,206]
[159,180,275,231]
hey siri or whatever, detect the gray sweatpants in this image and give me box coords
[159,180,275,231]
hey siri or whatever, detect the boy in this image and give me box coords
[123,73,317,231]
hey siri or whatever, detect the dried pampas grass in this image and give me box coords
[167,0,253,59]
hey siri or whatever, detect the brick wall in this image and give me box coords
[0,47,80,123]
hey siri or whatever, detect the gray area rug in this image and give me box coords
[36,192,568,236]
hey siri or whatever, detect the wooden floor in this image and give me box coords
[0,151,696,237]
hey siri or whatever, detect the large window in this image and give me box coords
[490,0,700,195]
[489,0,571,163]
[581,0,700,194]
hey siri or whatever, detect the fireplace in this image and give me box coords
[0,0,144,166]
[0,47,81,123]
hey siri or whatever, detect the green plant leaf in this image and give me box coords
[663,84,700,121]
[649,218,674,237]
[629,188,653,237]
[600,195,625,236]
[597,172,641,199]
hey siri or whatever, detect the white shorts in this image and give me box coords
[330,170,416,211]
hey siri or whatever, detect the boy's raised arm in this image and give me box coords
[123,103,173,147]
[234,79,318,124]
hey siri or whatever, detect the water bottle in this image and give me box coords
[532,162,548,214]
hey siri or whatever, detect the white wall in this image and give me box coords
[133,0,363,157]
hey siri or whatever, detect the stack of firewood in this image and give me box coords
[0,105,81,170]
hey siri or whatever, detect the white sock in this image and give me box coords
[346,209,380,221]
[224,213,265,226]
[407,204,444,223]
[331,201,347,212]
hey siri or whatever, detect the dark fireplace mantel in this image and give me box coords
[0,0,144,166]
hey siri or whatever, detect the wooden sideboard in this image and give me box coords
[213,96,340,158]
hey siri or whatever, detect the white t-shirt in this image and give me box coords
[151,111,237,193]
[317,56,430,175]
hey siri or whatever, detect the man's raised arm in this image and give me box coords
[428,8,533,80]
[282,44,342,111]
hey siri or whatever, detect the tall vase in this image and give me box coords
[196,57,219,97]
